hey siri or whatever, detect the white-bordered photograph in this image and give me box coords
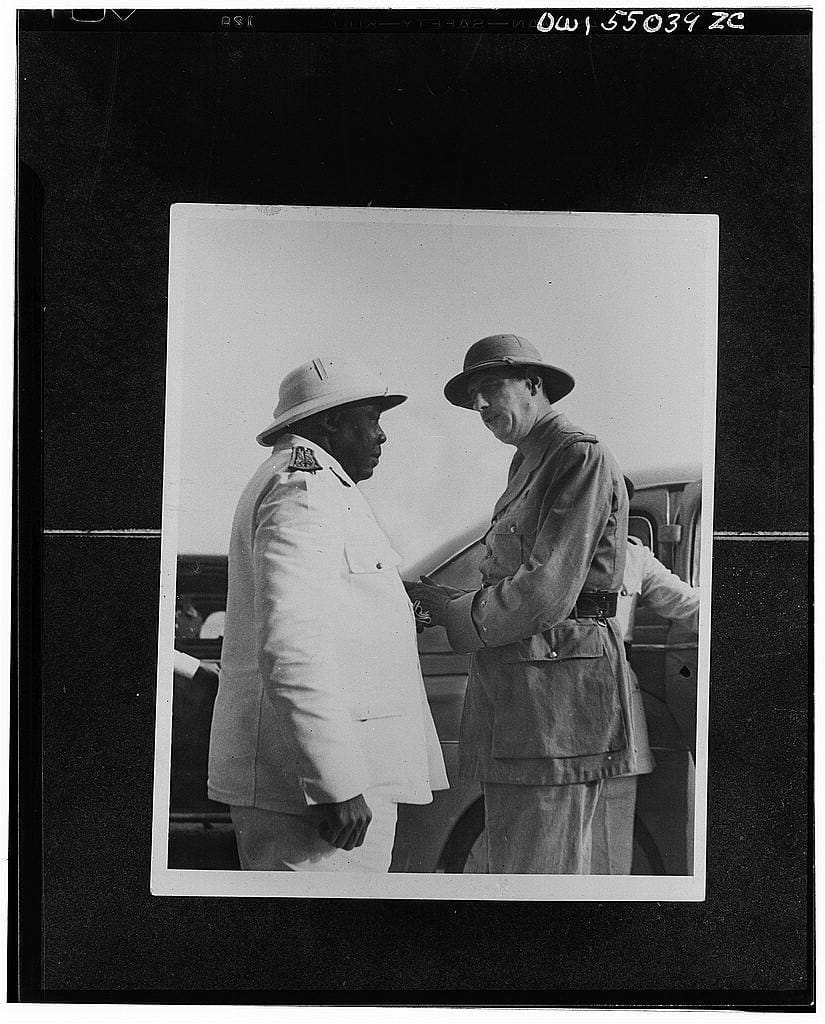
[151,204,717,900]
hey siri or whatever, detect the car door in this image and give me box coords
[630,481,700,875]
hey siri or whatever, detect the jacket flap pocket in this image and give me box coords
[344,542,402,574]
[488,517,521,537]
[504,620,605,662]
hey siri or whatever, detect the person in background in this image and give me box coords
[590,476,700,874]
[175,596,202,639]
[617,477,700,644]
[207,356,447,872]
[406,334,653,874]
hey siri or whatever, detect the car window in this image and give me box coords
[175,558,229,643]
[176,593,226,640]
[628,514,654,549]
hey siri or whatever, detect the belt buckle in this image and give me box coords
[571,591,617,620]
[595,591,618,620]
[583,590,611,621]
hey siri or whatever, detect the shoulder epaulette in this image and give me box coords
[287,445,323,474]
[560,431,599,449]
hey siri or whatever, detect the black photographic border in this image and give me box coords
[14,6,813,1007]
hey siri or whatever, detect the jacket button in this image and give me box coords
[549,651,558,659]
[376,562,383,569]
[509,525,516,533]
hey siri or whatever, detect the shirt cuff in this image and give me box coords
[173,649,201,679]
[445,591,485,654]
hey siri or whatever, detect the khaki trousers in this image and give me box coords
[482,780,604,874]
[590,775,638,874]
[230,786,398,872]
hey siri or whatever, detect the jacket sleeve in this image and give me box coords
[639,548,701,629]
[253,473,370,805]
[446,441,619,652]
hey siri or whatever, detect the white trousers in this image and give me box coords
[230,787,398,872]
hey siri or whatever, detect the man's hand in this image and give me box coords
[403,577,454,628]
[411,599,430,633]
[309,794,372,850]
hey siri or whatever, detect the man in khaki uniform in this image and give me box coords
[208,356,447,872]
[407,335,653,874]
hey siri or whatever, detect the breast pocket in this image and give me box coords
[480,519,524,581]
[491,621,628,759]
[344,541,402,575]
[343,537,407,625]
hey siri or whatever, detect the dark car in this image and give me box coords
[167,475,702,874]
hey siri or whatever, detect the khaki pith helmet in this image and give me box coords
[444,334,575,408]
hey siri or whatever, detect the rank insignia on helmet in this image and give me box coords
[288,446,323,473]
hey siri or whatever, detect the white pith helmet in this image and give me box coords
[256,356,407,446]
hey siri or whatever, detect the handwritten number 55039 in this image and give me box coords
[601,10,701,31]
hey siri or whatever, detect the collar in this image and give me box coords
[491,408,580,521]
[514,408,571,475]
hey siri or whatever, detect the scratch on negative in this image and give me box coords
[637,140,655,209]
[426,34,485,98]
[586,37,604,107]
[87,34,122,205]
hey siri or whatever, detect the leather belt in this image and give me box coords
[567,591,619,620]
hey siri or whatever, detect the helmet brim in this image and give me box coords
[443,359,575,408]
[257,391,407,446]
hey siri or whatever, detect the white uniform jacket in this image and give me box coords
[208,434,448,813]
[616,537,701,641]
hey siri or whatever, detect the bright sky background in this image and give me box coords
[165,205,716,567]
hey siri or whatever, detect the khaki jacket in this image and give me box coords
[208,434,447,812]
[445,411,654,786]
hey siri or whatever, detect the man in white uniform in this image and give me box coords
[208,356,448,871]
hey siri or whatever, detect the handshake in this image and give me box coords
[403,575,467,632]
